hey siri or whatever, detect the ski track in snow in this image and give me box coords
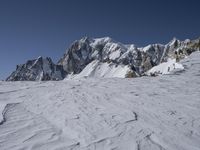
[0,52,200,150]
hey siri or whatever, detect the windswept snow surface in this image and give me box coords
[0,52,200,150]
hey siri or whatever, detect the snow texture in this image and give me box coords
[0,52,200,150]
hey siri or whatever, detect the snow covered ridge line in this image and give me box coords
[6,36,200,81]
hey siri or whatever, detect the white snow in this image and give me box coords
[90,37,112,48]
[142,45,152,52]
[68,60,131,78]
[109,49,121,60]
[0,52,200,150]
[147,58,184,75]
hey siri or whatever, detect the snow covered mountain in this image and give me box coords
[1,52,200,150]
[6,56,66,81]
[6,37,200,80]
[58,36,200,78]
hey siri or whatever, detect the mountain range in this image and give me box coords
[6,37,200,81]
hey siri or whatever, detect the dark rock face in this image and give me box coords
[6,57,66,81]
[58,37,93,74]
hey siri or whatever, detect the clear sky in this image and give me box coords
[0,0,200,80]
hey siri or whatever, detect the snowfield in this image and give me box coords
[147,58,184,75]
[0,52,200,150]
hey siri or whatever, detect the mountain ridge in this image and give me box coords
[6,37,200,81]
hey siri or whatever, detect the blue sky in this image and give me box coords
[0,0,200,80]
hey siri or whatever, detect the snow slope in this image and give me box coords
[147,58,184,75]
[0,52,200,150]
[68,60,131,78]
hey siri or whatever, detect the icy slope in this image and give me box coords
[0,52,200,150]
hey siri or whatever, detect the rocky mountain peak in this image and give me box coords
[168,37,181,48]
[6,57,66,81]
